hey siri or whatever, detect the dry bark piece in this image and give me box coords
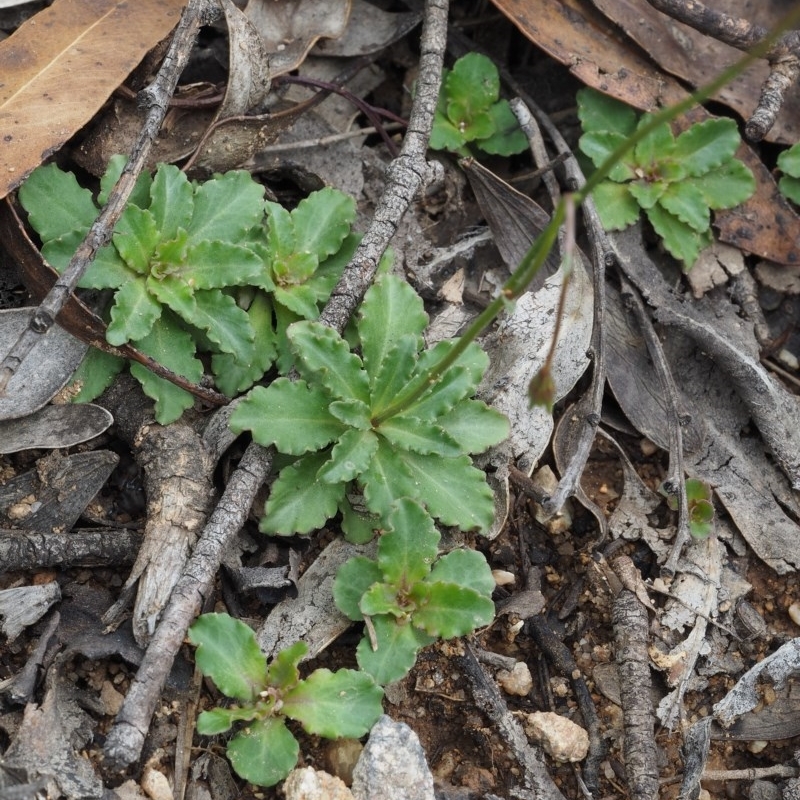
[0,582,60,641]
[0,403,112,453]
[0,308,87,421]
[0,450,119,535]
[0,0,186,198]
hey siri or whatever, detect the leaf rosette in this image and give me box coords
[230,273,510,540]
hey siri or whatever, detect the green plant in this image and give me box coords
[187,613,383,787]
[429,52,527,157]
[659,478,715,538]
[17,157,357,422]
[577,88,756,269]
[332,497,495,683]
[777,140,800,204]
[228,273,509,542]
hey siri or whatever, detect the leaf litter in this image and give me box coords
[2,1,800,799]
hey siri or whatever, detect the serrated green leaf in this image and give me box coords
[477,100,528,156]
[576,87,638,136]
[113,205,160,274]
[273,250,320,287]
[227,717,299,787]
[427,549,495,596]
[317,428,379,484]
[151,229,189,277]
[261,450,347,535]
[147,273,196,322]
[266,641,307,689]
[41,230,133,288]
[334,555,384,620]
[360,582,404,617]
[283,669,383,738]
[358,274,427,384]
[69,348,126,403]
[411,582,494,638]
[658,181,710,233]
[187,170,265,244]
[446,53,499,118]
[633,116,675,168]
[780,174,800,205]
[369,335,418,415]
[148,164,193,242]
[129,312,203,424]
[273,302,302,374]
[359,438,417,519]
[684,159,755,210]
[339,496,379,544]
[288,320,370,404]
[673,118,741,177]
[180,241,264,288]
[778,142,800,177]
[397,451,495,533]
[212,292,276,395]
[646,203,707,268]
[291,187,356,260]
[230,379,346,454]
[265,202,295,261]
[309,232,359,301]
[435,399,509,454]
[590,181,641,230]
[18,163,98,243]
[579,132,636,181]
[429,106,466,152]
[273,284,320,319]
[378,497,439,585]
[456,107,495,142]
[377,417,461,456]
[99,155,152,209]
[627,180,667,210]
[186,289,254,355]
[196,705,259,735]
[356,615,434,684]
[188,613,267,701]
[106,278,161,345]
[329,398,372,429]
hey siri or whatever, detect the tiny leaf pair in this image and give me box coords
[777,141,800,205]
[577,88,756,269]
[429,52,527,157]
[229,273,510,540]
[188,613,383,787]
[333,498,496,684]
[659,478,715,539]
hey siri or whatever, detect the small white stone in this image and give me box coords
[141,767,173,800]
[496,662,533,696]
[283,767,355,800]
[523,711,589,763]
[492,569,516,587]
[748,740,768,754]
[789,601,800,627]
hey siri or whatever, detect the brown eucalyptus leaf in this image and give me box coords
[312,0,421,57]
[244,0,352,78]
[0,308,88,422]
[0,404,113,454]
[0,0,185,198]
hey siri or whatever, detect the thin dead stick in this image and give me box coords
[255,122,405,153]
[0,0,220,395]
[103,0,451,770]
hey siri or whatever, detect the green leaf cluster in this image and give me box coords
[188,613,383,787]
[333,498,495,683]
[659,477,715,538]
[229,273,510,540]
[577,88,756,270]
[18,158,357,423]
[777,141,800,205]
[429,53,527,157]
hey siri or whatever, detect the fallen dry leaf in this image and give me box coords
[0,0,185,199]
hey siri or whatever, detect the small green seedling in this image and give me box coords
[577,88,756,269]
[188,613,383,787]
[333,497,495,684]
[777,140,800,204]
[429,52,527,157]
[659,478,715,538]
[18,158,357,422]
[229,273,510,541]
